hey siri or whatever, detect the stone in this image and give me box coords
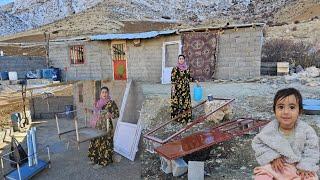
[204,100,232,123]
[172,158,188,177]
[113,154,122,163]
[295,65,304,73]
[240,166,247,170]
[160,156,172,174]
[188,161,204,180]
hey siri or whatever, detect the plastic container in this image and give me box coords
[11,113,21,132]
[303,105,320,115]
[42,69,54,80]
[42,68,61,81]
[8,72,18,80]
[36,69,43,79]
[0,71,9,80]
[193,85,203,102]
[207,94,214,101]
[65,105,74,119]
[52,68,61,81]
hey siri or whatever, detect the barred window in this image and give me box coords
[70,46,84,64]
[112,43,126,60]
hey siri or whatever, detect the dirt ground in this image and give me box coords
[0,77,319,179]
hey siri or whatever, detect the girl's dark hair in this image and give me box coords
[273,88,303,113]
[101,86,109,92]
[178,54,185,59]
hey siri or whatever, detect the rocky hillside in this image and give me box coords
[2,0,318,37]
[0,0,103,36]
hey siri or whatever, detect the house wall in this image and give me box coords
[49,41,112,81]
[126,35,181,82]
[73,80,126,126]
[215,27,263,79]
[50,28,263,82]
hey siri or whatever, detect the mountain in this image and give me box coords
[0,0,103,36]
[0,0,320,38]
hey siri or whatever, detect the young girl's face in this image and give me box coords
[275,94,300,129]
[100,89,109,100]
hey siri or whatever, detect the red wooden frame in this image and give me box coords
[154,118,270,160]
[143,98,235,145]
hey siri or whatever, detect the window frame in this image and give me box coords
[69,45,85,65]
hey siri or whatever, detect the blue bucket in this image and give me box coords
[193,85,203,102]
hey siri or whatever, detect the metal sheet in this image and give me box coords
[90,30,176,41]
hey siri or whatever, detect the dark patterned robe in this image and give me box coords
[171,67,192,123]
[88,100,119,166]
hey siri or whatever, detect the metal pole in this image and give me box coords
[46,146,51,168]
[55,114,61,139]
[74,118,80,150]
[84,109,87,127]
[1,157,4,178]
[44,32,50,68]
[17,163,21,180]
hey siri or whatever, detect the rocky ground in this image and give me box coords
[139,75,320,180]
[0,75,319,179]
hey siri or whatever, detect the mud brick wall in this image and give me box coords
[30,96,73,119]
[0,56,46,79]
[215,27,263,80]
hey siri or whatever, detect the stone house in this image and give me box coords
[49,23,264,83]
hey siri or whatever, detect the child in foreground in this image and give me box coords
[252,88,319,180]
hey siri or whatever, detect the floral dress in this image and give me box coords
[171,67,192,123]
[88,100,119,166]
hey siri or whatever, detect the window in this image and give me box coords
[70,45,84,64]
[112,43,126,60]
[78,83,83,103]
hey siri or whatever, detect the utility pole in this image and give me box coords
[44,31,50,68]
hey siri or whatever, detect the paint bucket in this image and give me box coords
[193,85,203,102]
[8,71,18,80]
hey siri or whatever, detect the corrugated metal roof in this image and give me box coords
[89,30,176,41]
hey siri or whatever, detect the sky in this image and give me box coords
[0,0,13,6]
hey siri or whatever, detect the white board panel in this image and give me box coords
[114,121,141,161]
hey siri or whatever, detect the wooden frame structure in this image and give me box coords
[55,109,109,150]
[154,118,270,160]
[144,98,235,144]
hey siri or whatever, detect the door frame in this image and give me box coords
[161,41,182,84]
[111,40,128,80]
